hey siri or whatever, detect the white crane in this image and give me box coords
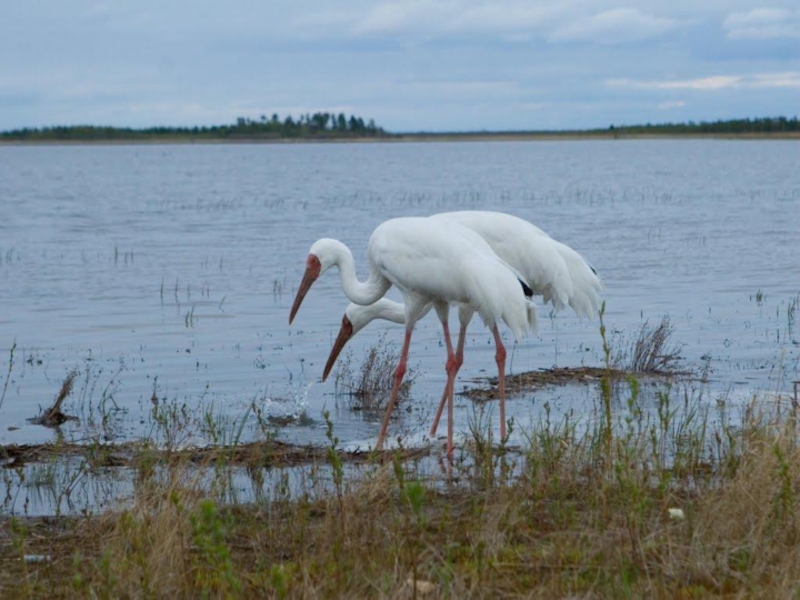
[432,211,603,319]
[289,216,536,455]
[320,211,604,446]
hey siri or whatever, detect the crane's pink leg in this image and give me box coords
[429,387,448,439]
[492,325,507,440]
[440,320,459,458]
[376,328,413,450]
[429,319,467,439]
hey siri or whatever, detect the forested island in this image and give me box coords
[0,112,384,142]
[1,114,797,143]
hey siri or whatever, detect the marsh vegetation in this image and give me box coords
[4,315,800,596]
[332,333,418,414]
[4,377,800,596]
[1,140,798,596]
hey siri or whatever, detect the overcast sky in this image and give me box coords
[1,1,798,132]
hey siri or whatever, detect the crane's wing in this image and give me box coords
[433,211,603,319]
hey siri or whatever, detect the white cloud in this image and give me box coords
[606,72,800,90]
[394,77,522,102]
[550,8,683,44]
[348,0,563,37]
[59,81,164,100]
[351,1,445,36]
[446,3,562,34]
[657,75,742,90]
[723,8,800,40]
[658,100,686,109]
[124,101,210,117]
[749,71,800,87]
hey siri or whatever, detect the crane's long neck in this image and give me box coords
[366,299,406,325]
[347,298,432,336]
[324,239,391,305]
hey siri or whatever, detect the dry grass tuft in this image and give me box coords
[616,315,685,374]
[464,316,687,402]
[333,332,416,413]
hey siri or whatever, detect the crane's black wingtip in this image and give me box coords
[518,278,533,298]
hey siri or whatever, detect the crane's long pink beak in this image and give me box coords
[289,255,321,325]
[322,316,354,381]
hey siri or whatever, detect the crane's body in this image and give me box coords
[290,216,535,455]
[367,217,535,339]
[320,211,604,450]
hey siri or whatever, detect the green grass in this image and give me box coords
[4,384,800,597]
[3,312,800,597]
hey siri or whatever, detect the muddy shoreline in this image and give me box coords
[1,366,686,469]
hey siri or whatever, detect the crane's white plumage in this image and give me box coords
[321,211,604,448]
[347,298,407,333]
[431,211,603,318]
[290,216,535,455]
[368,218,535,339]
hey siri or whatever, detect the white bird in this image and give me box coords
[289,216,536,455]
[320,211,604,443]
[432,211,603,319]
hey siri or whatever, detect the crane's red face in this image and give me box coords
[322,315,354,381]
[289,254,321,324]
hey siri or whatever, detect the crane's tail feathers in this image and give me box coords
[564,258,605,320]
[542,289,568,313]
[526,299,538,336]
[568,286,603,320]
[539,240,605,320]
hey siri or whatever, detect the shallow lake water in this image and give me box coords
[1,140,798,460]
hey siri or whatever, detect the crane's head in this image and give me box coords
[289,253,322,324]
[289,239,345,325]
[322,301,397,381]
[322,313,354,381]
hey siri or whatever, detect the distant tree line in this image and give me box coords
[0,112,386,141]
[603,116,799,135]
[1,115,797,142]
